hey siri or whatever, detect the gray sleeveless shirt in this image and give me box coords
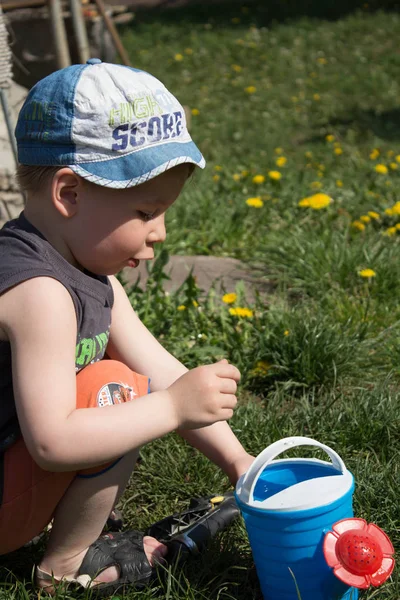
[0,213,114,450]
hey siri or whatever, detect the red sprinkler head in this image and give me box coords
[323,518,395,589]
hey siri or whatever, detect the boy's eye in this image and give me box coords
[138,211,155,222]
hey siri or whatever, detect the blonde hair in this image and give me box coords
[16,164,62,195]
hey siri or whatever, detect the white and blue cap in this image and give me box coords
[16,59,206,188]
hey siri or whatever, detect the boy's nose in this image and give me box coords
[148,215,166,243]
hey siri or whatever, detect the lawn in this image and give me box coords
[1,1,399,598]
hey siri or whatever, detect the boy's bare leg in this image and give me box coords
[37,449,167,587]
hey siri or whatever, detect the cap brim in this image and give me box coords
[68,140,205,188]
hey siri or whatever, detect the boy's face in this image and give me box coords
[67,164,190,275]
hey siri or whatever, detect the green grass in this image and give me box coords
[2,2,400,599]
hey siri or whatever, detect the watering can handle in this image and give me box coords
[238,436,347,505]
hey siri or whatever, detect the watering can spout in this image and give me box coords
[323,518,395,589]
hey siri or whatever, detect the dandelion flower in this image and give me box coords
[317,57,327,64]
[241,170,249,177]
[390,162,398,170]
[185,47,193,54]
[387,150,394,157]
[385,226,397,236]
[368,211,380,220]
[275,147,284,155]
[268,170,282,181]
[246,197,263,208]
[369,148,380,160]
[334,147,343,155]
[276,156,287,167]
[310,181,323,190]
[231,64,242,72]
[358,269,376,278]
[305,151,313,159]
[191,108,200,116]
[298,193,332,210]
[174,53,184,61]
[396,155,400,163]
[326,134,335,142]
[177,305,186,311]
[313,93,321,101]
[352,220,366,231]
[214,165,223,171]
[385,208,394,216]
[291,96,299,103]
[229,307,254,318]
[212,174,220,182]
[336,180,343,187]
[245,86,256,94]
[375,164,388,174]
[253,174,265,184]
[233,173,241,181]
[192,300,199,307]
[284,330,290,336]
[360,215,371,223]
[250,360,271,376]
[222,293,237,304]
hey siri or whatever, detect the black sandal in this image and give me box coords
[36,491,239,597]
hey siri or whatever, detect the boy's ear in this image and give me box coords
[51,168,82,218]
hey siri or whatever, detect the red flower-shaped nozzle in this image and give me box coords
[323,518,395,589]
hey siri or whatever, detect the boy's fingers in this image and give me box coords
[219,379,238,394]
[214,363,241,381]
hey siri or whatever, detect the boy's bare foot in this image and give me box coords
[36,535,167,592]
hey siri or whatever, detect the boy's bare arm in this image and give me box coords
[2,278,237,472]
[107,276,254,482]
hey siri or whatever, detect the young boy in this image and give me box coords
[0,59,254,594]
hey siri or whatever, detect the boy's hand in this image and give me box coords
[167,359,241,430]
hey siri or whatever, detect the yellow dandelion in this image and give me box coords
[375,164,388,174]
[184,48,193,54]
[250,360,271,377]
[192,300,199,307]
[305,151,313,159]
[291,96,299,103]
[276,156,287,167]
[231,64,242,72]
[274,147,284,155]
[392,202,400,214]
[214,165,223,171]
[222,293,237,304]
[336,180,343,187]
[298,193,332,210]
[232,173,241,181]
[245,86,256,94]
[360,215,371,223]
[177,304,186,311]
[229,307,254,318]
[358,269,376,278]
[191,108,200,116]
[396,155,400,163]
[396,223,400,231]
[241,170,249,177]
[369,148,380,160]
[317,170,324,178]
[212,174,220,182]
[368,211,380,220]
[268,170,282,181]
[385,226,397,236]
[387,150,394,157]
[246,197,263,208]
[390,162,398,170]
[310,181,323,190]
[352,220,366,231]
[253,174,265,184]
[313,93,321,101]
[385,208,394,216]
[317,57,327,64]
[326,134,335,142]
[334,147,343,155]
[284,330,290,336]
[174,53,184,61]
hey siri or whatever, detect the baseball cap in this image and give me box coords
[16,59,205,188]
